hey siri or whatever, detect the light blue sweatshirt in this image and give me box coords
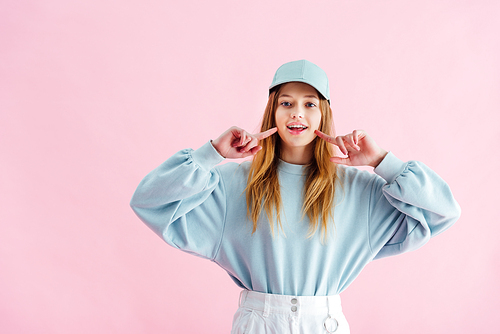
[130,141,461,296]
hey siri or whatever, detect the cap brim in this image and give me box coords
[269,80,330,102]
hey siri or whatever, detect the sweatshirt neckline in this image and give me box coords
[277,159,308,175]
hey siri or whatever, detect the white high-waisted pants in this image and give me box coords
[231,290,350,334]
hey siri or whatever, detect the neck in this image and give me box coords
[280,143,314,165]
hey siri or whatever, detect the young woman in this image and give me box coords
[130,60,461,333]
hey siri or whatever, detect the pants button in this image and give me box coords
[291,306,297,312]
[291,298,298,304]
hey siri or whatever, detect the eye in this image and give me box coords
[306,102,317,107]
[280,101,292,107]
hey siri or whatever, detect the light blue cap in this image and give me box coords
[269,59,330,103]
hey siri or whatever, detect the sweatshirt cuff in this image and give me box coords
[190,141,225,171]
[373,151,407,184]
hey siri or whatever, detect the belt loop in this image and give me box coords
[327,295,333,317]
[263,293,270,317]
[238,290,247,307]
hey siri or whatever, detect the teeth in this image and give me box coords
[287,125,307,129]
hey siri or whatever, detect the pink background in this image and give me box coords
[1,0,499,333]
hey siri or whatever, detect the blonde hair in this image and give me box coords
[245,84,338,241]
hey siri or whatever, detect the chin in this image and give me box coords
[286,138,316,148]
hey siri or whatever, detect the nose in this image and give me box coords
[290,108,304,119]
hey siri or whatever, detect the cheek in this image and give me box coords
[311,111,322,129]
[275,109,286,127]
[273,111,284,138]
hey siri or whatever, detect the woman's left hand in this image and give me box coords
[314,129,388,167]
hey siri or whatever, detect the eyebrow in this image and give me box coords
[279,94,319,100]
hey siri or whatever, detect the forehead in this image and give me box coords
[278,82,319,99]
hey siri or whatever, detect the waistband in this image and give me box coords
[238,290,343,316]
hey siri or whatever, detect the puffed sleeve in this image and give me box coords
[368,152,461,260]
[130,141,227,260]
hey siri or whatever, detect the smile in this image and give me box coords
[286,123,308,134]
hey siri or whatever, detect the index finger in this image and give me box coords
[254,127,278,140]
[314,130,338,146]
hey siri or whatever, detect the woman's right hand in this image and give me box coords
[211,126,277,159]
